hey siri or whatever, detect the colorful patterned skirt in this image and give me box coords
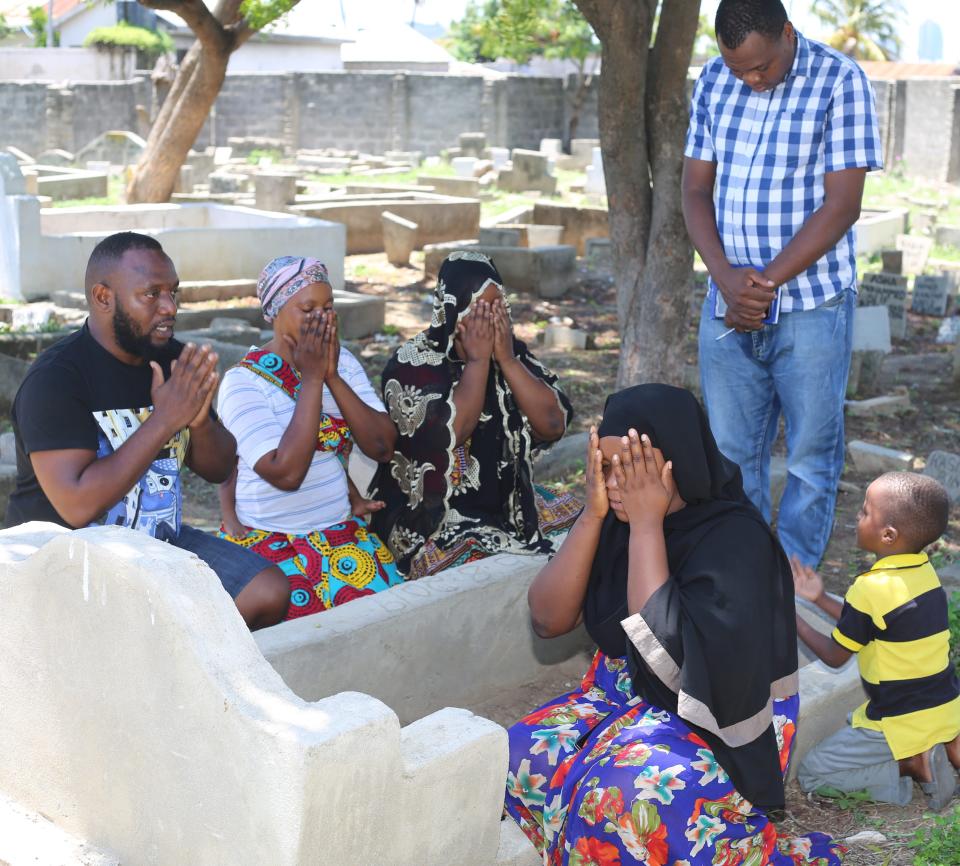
[407,485,582,579]
[505,651,845,866]
[219,517,403,620]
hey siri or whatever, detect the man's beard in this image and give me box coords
[112,301,166,363]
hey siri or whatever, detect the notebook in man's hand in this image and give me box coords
[713,283,783,325]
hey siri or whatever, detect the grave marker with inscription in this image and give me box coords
[911,274,951,316]
[924,450,960,504]
[896,234,932,275]
[859,272,908,339]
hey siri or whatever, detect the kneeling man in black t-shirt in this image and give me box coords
[5,231,290,629]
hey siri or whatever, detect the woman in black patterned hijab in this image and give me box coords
[369,251,580,577]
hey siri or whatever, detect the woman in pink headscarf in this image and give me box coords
[216,256,403,619]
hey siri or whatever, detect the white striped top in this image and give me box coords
[217,348,385,535]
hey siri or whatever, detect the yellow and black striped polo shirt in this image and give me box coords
[833,552,960,759]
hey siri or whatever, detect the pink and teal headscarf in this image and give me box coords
[257,256,330,323]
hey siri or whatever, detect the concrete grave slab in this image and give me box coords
[416,174,481,196]
[912,274,951,316]
[532,201,609,256]
[0,524,509,866]
[35,149,75,166]
[859,273,908,339]
[923,450,960,503]
[458,132,487,159]
[848,440,914,475]
[854,209,909,256]
[74,130,146,167]
[845,393,913,416]
[498,149,557,195]
[292,192,480,255]
[896,233,933,275]
[9,202,345,302]
[21,166,108,201]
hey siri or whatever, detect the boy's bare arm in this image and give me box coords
[796,614,853,668]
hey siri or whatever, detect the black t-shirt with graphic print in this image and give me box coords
[5,322,188,535]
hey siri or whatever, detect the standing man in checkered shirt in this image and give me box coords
[681,0,883,567]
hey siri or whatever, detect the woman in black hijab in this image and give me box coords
[504,385,842,866]
[370,251,580,577]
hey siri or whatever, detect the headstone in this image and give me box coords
[488,147,510,170]
[497,149,557,195]
[0,153,26,198]
[913,210,937,235]
[570,139,600,169]
[539,139,563,156]
[451,157,478,178]
[254,173,297,212]
[935,224,960,249]
[896,234,932,275]
[543,323,587,350]
[923,451,960,504]
[381,211,418,267]
[936,317,960,344]
[585,237,613,268]
[213,146,233,165]
[209,172,250,194]
[458,133,487,159]
[859,273,908,339]
[851,304,892,352]
[911,274,950,316]
[880,249,902,274]
[585,147,606,196]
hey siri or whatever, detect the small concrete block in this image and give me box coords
[845,393,912,416]
[543,323,587,350]
[848,440,914,475]
[451,156,478,178]
[0,432,15,466]
[852,305,893,353]
[880,249,903,274]
[496,819,541,866]
[254,173,297,212]
[489,147,510,169]
[382,211,419,267]
[937,316,960,344]
[923,450,960,503]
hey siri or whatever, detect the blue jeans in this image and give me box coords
[698,289,854,565]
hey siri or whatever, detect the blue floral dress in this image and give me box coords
[505,651,845,866]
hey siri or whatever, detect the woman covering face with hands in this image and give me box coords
[216,256,402,619]
[507,385,843,866]
[370,251,580,578]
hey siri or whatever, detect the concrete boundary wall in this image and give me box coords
[0,524,508,866]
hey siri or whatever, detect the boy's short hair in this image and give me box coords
[715,0,788,50]
[878,472,950,552]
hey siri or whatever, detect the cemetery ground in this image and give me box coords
[176,240,960,864]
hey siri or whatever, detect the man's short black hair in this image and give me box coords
[84,231,165,293]
[715,0,788,50]
[879,472,950,552]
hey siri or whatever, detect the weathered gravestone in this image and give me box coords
[911,274,951,316]
[859,272,908,339]
[880,249,902,274]
[936,317,960,344]
[896,234,932,276]
[924,451,960,504]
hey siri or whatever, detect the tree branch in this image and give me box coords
[138,0,228,54]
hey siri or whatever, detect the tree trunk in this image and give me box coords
[126,39,231,203]
[574,0,702,389]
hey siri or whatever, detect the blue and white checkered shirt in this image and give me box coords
[685,32,883,312]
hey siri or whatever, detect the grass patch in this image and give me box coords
[910,804,960,865]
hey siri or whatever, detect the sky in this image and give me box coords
[335,0,960,64]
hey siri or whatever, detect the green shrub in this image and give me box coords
[910,804,960,865]
[84,21,172,65]
[949,591,960,676]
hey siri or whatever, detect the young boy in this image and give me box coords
[793,471,960,810]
